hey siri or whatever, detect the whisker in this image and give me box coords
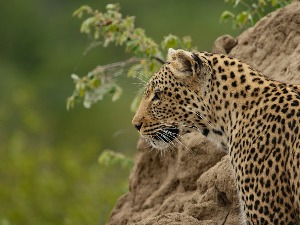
[180,123,202,133]
[153,132,173,157]
[188,108,214,129]
[161,129,194,154]
[132,83,146,90]
[140,121,204,155]
[157,130,177,148]
[134,75,147,84]
[173,133,197,155]
[157,122,205,155]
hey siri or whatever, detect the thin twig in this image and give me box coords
[151,56,165,64]
[90,57,144,75]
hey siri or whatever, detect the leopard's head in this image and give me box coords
[132,49,213,149]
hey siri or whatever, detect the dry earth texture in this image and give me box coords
[107,1,300,224]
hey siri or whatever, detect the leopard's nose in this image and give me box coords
[133,122,143,131]
[132,113,144,131]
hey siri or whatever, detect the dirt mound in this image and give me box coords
[108,134,242,225]
[106,2,300,225]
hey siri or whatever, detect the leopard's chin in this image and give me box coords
[149,139,171,150]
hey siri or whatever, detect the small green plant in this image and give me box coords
[67,3,194,111]
[98,150,134,169]
[220,0,291,29]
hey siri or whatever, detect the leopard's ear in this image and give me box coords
[167,48,202,78]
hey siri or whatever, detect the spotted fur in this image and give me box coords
[132,49,300,224]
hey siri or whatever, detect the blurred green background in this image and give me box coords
[0,1,237,224]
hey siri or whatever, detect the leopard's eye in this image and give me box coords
[153,90,161,101]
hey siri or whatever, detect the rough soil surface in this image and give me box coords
[106,2,300,225]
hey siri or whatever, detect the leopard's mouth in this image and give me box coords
[153,127,179,143]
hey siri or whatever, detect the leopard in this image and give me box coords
[132,48,300,224]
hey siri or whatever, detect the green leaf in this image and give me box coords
[130,89,143,112]
[98,149,134,169]
[148,61,155,73]
[236,11,250,25]
[72,5,92,18]
[94,30,100,39]
[111,85,123,102]
[80,17,95,34]
[182,36,192,50]
[251,3,258,9]
[71,74,80,81]
[220,10,235,22]
[79,86,85,97]
[124,16,135,29]
[161,34,179,50]
[66,96,75,111]
[89,78,100,89]
[234,0,240,7]
[106,3,120,12]
[271,0,278,7]
[258,0,267,7]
